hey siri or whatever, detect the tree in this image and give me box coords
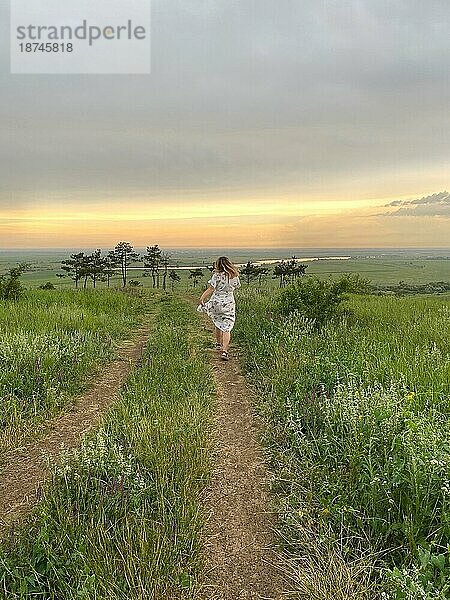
[241,261,258,285]
[61,252,86,288]
[86,249,105,289]
[286,256,307,284]
[80,260,89,289]
[0,263,30,300]
[112,242,141,287]
[255,266,269,286]
[169,269,181,291]
[78,253,97,289]
[161,252,171,291]
[103,253,119,288]
[144,245,162,288]
[189,268,204,288]
[273,258,307,287]
[273,261,288,287]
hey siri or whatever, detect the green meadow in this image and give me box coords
[1,249,450,290]
[0,254,449,598]
[0,295,213,599]
[234,288,450,598]
[0,289,146,459]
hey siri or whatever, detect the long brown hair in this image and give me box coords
[214,256,239,278]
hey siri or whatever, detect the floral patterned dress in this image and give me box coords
[198,272,241,332]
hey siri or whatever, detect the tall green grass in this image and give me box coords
[0,295,213,599]
[0,290,146,457]
[234,289,450,599]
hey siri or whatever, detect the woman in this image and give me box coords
[198,256,241,361]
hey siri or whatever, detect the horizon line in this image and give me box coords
[1,246,450,251]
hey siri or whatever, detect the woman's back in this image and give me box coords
[210,272,240,295]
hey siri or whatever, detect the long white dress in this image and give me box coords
[198,272,241,332]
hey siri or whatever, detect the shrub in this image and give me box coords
[0,263,29,301]
[277,274,368,326]
[39,282,56,290]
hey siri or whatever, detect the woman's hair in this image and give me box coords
[214,256,239,278]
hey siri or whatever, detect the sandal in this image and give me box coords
[220,351,229,361]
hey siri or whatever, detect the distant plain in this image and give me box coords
[0,248,448,290]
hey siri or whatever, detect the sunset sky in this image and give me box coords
[1,0,449,248]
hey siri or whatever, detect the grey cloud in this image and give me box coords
[0,0,449,206]
[384,191,450,217]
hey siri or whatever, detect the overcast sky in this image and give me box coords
[0,0,449,247]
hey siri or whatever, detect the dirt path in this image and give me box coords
[0,323,151,538]
[201,340,289,599]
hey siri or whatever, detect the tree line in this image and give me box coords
[59,242,186,290]
[241,257,307,287]
[60,243,162,289]
[59,243,309,289]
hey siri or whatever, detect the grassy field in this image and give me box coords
[18,257,450,290]
[0,289,146,459]
[299,258,450,285]
[1,249,449,290]
[1,268,450,598]
[233,287,450,598]
[0,295,214,599]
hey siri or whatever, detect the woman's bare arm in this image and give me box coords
[199,285,214,304]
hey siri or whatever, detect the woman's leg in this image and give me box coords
[222,331,231,353]
[214,327,223,347]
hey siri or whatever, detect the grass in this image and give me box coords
[233,287,450,599]
[0,289,146,459]
[0,294,214,599]
[1,250,448,290]
[1,268,449,598]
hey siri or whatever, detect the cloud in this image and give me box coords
[0,0,450,209]
[383,191,450,217]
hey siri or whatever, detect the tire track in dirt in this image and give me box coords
[0,322,152,539]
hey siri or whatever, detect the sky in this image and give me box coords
[0,0,449,248]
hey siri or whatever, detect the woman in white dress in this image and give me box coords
[198,257,241,361]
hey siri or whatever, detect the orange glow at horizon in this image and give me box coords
[1,190,449,248]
